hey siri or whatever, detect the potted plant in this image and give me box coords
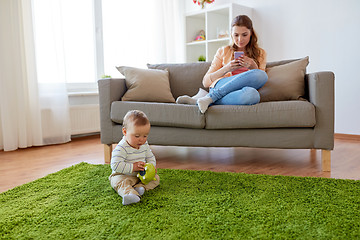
[198,55,206,62]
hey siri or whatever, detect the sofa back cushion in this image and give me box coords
[147,58,308,101]
[266,58,302,68]
[147,62,211,98]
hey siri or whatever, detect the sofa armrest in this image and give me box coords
[98,78,126,144]
[307,71,335,149]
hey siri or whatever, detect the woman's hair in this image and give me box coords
[231,15,262,67]
[123,110,150,129]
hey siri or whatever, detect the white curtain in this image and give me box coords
[0,0,70,151]
[32,0,71,145]
[102,0,185,77]
[0,0,184,151]
[156,0,185,63]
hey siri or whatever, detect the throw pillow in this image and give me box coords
[259,56,309,102]
[116,66,175,103]
[147,62,211,99]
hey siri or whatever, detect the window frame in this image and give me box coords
[66,0,104,94]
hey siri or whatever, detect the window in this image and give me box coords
[33,0,98,86]
[102,0,167,78]
[32,0,184,91]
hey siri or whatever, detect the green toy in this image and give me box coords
[137,163,156,185]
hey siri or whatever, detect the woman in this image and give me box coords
[197,15,268,113]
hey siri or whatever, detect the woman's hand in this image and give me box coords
[237,55,258,69]
[224,58,243,72]
[203,54,258,88]
[224,55,257,72]
[133,161,145,172]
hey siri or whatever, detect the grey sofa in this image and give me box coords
[98,60,334,171]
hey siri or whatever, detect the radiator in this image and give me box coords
[70,104,100,135]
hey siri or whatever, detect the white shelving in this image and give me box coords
[185,3,252,63]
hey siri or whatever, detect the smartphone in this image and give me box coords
[234,51,244,59]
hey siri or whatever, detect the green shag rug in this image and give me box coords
[1,163,359,240]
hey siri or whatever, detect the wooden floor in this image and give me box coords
[1,134,359,193]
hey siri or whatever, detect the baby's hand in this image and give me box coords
[133,161,145,172]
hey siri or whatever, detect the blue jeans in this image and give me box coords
[209,69,268,105]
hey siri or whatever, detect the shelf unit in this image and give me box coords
[185,3,252,63]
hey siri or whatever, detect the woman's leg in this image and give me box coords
[197,69,267,113]
[212,87,260,105]
[176,88,208,105]
[210,69,267,101]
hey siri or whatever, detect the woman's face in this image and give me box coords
[231,26,251,50]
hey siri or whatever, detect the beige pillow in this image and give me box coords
[259,56,309,102]
[116,66,175,103]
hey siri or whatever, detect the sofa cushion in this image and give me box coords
[205,100,315,129]
[111,101,205,129]
[147,62,211,99]
[116,66,175,103]
[266,58,302,68]
[259,57,309,102]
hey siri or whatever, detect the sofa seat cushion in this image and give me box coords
[205,100,316,129]
[111,101,205,129]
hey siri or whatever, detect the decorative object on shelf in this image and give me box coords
[194,30,206,41]
[185,3,252,63]
[217,29,229,39]
[193,0,215,9]
[198,55,206,62]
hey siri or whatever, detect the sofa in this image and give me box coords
[98,57,334,171]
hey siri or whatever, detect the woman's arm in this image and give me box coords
[202,49,225,88]
[203,65,231,88]
[203,47,243,88]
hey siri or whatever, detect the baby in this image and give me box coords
[109,110,160,205]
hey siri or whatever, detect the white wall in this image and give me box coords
[189,0,360,135]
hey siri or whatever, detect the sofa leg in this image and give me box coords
[104,144,113,164]
[310,149,317,162]
[321,150,331,172]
